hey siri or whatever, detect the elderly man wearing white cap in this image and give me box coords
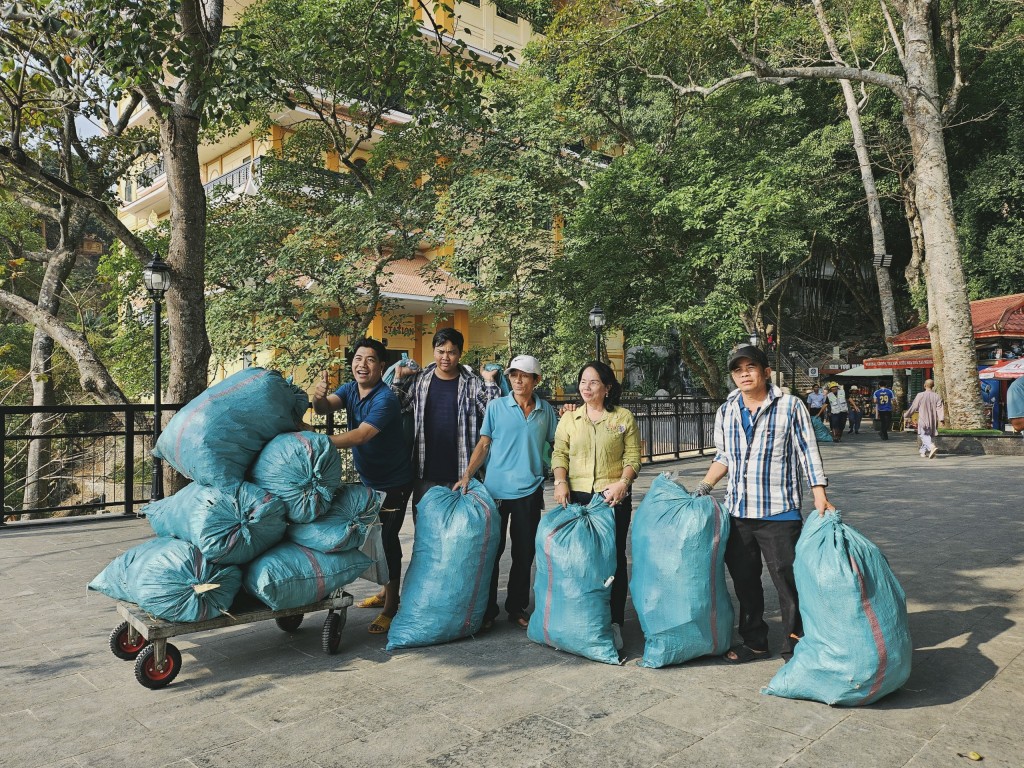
[455,355,558,630]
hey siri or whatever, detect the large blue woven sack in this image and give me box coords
[527,496,619,665]
[811,416,833,442]
[144,481,287,565]
[482,363,511,396]
[249,431,342,523]
[630,474,734,668]
[88,538,242,622]
[153,368,309,486]
[386,481,500,650]
[286,484,382,553]
[763,510,912,706]
[243,542,372,610]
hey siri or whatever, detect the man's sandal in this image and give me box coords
[368,613,393,634]
[507,612,530,629]
[722,645,770,664]
[357,593,386,609]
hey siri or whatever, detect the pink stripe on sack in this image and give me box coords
[709,497,723,650]
[542,517,577,646]
[193,548,209,621]
[297,544,327,601]
[464,491,494,634]
[173,369,269,470]
[849,554,888,703]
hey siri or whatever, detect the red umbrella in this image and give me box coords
[979,358,1024,379]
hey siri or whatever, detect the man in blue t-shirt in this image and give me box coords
[454,355,557,630]
[312,337,413,634]
[873,383,897,440]
[1006,376,1024,433]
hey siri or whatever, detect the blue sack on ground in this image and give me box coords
[249,431,342,523]
[527,496,619,665]
[811,416,834,442]
[144,482,287,565]
[243,542,372,610]
[763,510,912,706]
[286,484,383,553]
[153,368,309,486]
[88,538,242,622]
[386,481,500,650]
[630,474,734,668]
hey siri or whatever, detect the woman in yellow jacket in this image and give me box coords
[551,360,642,648]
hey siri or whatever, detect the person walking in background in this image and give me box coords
[1006,375,1024,433]
[695,344,833,664]
[823,382,849,441]
[846,386,864,434]
[873,382,896,440]
[311,338,413,634]
[905,379,944,458]
[806,384,826,413]
[454,355,557,630]
[551,360,641,652]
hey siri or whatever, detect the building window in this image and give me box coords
[461,0,480,6]
[495,4,518,22]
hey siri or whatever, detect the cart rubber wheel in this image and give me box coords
[109,621,148,660]
[322,610,346,655]
[134,643,182,689]
[275,614,304,633]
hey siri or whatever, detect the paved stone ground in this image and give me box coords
[2,432,1023,768]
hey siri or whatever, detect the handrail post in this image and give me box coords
[697,398,706,455]
[124,405,135,517]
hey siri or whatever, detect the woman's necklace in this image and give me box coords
[586,404,605,423]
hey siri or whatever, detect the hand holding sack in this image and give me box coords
[250,431,342,523]
[386,481,500,650]
[763,510,912,706]
[527,496,620,665]
[88,538,241,622]
[144,481,287,565]
[153,368,309,487]
[630,474,734,668]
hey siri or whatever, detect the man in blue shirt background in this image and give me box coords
[312,337,413,635]
[873,382,897,440]
[455,355,557,630]
[1006,376,1024,433]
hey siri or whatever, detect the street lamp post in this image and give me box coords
[588,305,606,361]
[788,350,799,393]
[748,331,759,348]
[143,256,171,501]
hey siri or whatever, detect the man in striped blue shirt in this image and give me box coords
[695,344,834,664]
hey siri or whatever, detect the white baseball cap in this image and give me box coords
[505,355,542,377]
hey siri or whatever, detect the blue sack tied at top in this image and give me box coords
[286,484,383,553]
[386,481,500,650]
[763,510,912,706]
[811,416,834,442]
[243,541,372,610]
[527,496,619,665]
[249,431,342,523]
[144,481,287,565]
[88,538,242,623]
[481,362,511,396]
[630,474,734,668]
[153,368,309,487]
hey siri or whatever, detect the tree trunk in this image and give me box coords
[899,4,983,428]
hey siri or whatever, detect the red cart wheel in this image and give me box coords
[134,643,182,689]
[109,621,148,660]
[275,614,304,633]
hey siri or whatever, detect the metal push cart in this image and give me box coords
[107,589,354,689]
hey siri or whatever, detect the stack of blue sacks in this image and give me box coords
[89,368,380,621]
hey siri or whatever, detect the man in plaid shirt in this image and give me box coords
[695,344,835,664]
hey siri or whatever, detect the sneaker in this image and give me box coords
[927,446,938,459]
[611,623,623,651]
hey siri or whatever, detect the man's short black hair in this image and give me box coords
[432,327,464,352]
[350,337,388,362]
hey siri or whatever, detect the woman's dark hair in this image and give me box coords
[432,327,464,352]
[577,360,622,410]
[349,337,388,362]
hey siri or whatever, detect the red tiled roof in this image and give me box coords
[380,257,470,302]
[892,293,1024,347]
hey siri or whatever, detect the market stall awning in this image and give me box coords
[863,349,934,369]
[979,359,1024,379]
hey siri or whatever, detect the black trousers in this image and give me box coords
[379,485,413,587]
[724,516,803,657]
[485,487,544,621]
[877,411,893,439]
[570,490,633,626]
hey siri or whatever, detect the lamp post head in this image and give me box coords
[748,332,759,347]
[588,305,606,330]
[788,350,799,360]
[143,256,171,300]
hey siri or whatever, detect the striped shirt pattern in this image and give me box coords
[713,385,827,519]
[392,364,500,480]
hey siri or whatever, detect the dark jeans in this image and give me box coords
[724,516,803,657]
[379,485,413,587]
[570,490,633,626]
[485,487,545,621]
[877,411,893,439]
[829,412,848,436]
[848,410,862,433]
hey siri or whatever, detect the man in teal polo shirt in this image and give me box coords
[455,355,557,629]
